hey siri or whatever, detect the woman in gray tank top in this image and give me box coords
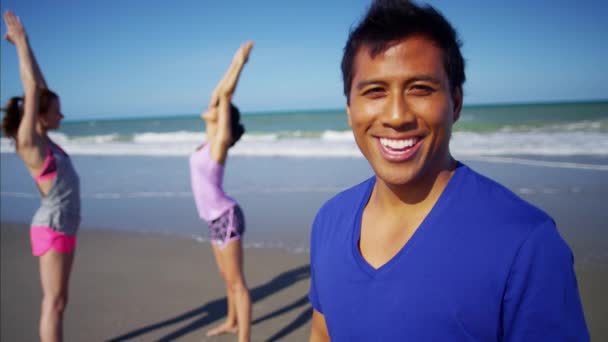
[1,11,80,342]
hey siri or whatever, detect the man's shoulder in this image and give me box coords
[459,163,554,230]
[316,176,374,221]
[310,177,374,258]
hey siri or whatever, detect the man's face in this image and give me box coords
[346,36,461,188]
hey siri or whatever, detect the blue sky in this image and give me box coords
[1,0,606,120]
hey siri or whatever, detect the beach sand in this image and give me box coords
[2,220,607,341]
[1,223,311,341]
[2,155,607,341]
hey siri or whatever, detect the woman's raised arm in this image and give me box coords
[4,11,47,165]
[210,41,253,164]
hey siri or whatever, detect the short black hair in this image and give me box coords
[341,0,465,102]
[230,103,245,146]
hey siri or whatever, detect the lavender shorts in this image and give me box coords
[208,205,245,249]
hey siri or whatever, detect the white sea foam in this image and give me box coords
[70,133,120,144]
[321,130,355,142]
[133,131,205,143]
[497,120,606,133]
[2,129,608,158]
[451,131,608,156]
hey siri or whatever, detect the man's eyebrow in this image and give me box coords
[355,79,388,91]
[355,75,441,91]
[406,75,441,84]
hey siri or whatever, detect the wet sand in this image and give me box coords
[2,154,607,340]
[1,223,311,341]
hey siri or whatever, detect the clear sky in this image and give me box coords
[1,0,606,120]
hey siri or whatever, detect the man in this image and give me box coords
[308,0,589,341]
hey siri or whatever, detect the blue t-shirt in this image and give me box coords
[309,163,588,341]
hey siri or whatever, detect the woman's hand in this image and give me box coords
[219,41,253,98]
[3,10,48,90]
[204,41,253,164]
[4,9,48,166]
[208,41,254,109]
[232,41,253,68]
[3,11,27,46]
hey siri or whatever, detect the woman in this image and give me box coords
[1,11,80,342]
[189,41,253,342]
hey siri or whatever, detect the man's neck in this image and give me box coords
[371,158,457,213]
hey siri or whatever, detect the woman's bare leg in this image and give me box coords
[38,249,74,342]
[216,240,251,342]
[206,243,238,337]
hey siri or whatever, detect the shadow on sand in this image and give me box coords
[108,264,311,341]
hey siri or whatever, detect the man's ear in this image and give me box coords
[452,87,463,123]
[346,104,353,128]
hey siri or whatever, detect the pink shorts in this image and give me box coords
[30,226,77,256]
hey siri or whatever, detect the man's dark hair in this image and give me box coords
[341,0,465,102]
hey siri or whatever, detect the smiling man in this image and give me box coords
[308,1,589,341]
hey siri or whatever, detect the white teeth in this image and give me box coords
[380,137,416,150]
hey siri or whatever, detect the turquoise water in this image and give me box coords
[56,101,608,137]
[2,101,607,157]
[456,101,608,132]
[2,101,608,249]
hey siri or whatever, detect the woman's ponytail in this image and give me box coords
[1,97,24,140]
[1,89,58,140]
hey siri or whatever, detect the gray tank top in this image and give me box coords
[31,143,81,236]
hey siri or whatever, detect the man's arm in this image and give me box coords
[310,309,330,342]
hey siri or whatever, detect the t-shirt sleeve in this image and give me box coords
[502,220,589,341]
[308,210,323,313]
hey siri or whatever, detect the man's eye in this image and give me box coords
[363,87,384,97]
[409,85,434,95]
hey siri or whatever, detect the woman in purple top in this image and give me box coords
[189,42,253,342]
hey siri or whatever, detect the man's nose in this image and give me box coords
[382,94,416,129]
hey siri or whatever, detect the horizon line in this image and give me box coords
[61,98,608,123]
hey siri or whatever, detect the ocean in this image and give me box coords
[2,101,608,252]
[2,101,607,159]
